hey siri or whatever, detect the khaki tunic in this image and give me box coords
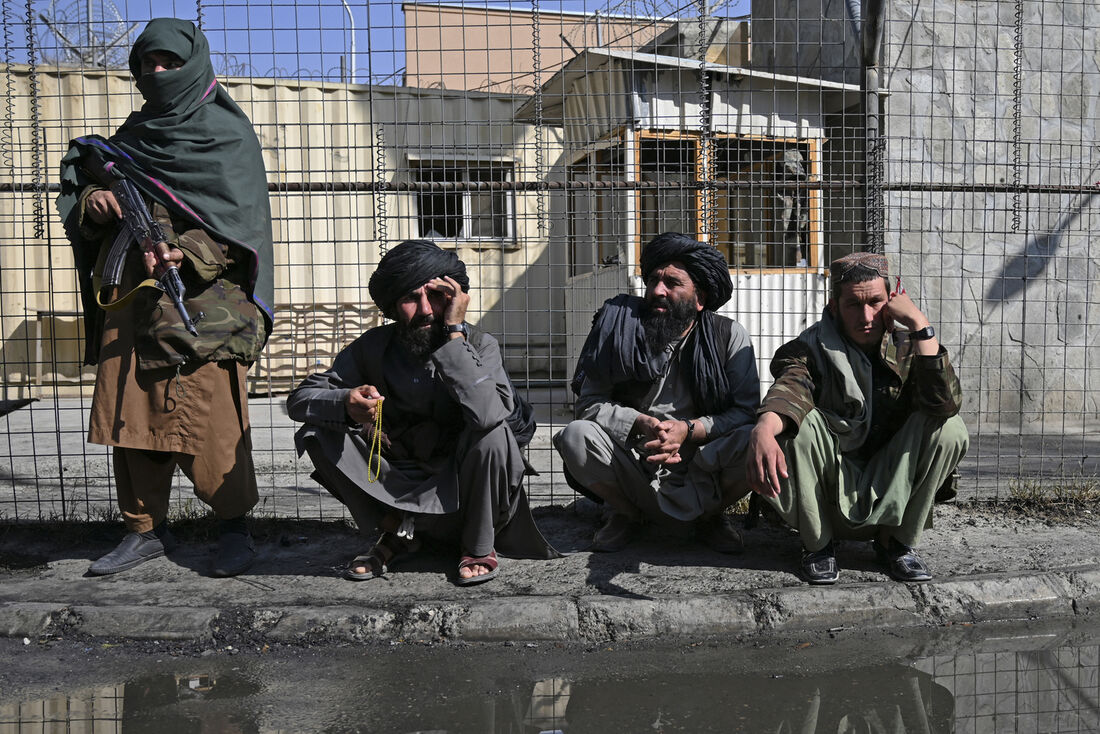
[86,233,258,532]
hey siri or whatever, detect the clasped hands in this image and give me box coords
[633,413,692,465]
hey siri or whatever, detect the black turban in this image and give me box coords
[368,240,470,320]
[640,232,733,311]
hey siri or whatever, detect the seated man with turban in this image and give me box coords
[287,240,556,585]
[747,252,969,584]
[554,232,760,552]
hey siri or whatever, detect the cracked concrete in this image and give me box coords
[1,503,1097,645]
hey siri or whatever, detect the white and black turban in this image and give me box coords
[640,232,733,311]
[368,239,470,320]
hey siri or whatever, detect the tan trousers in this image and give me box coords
[102,359,259,533]
[114,436,258,533]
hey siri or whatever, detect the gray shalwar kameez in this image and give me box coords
[555,318,759,523]
[287,324,555,559]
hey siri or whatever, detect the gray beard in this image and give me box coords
[641,298,697,355]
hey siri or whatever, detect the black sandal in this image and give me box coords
[344,532,419,581]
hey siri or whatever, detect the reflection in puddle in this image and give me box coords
[1,639,1097,732]
[0,670,260,733]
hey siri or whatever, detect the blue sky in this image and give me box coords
[24,0,749,82]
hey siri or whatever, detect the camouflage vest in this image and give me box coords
[117,204,265,370]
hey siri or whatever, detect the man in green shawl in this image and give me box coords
[747,253,968,584]
[56,18,275,577]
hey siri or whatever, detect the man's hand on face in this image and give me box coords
[883,282,929,332]
[86,189,122,224]
[747,411,787,498]
[346,384,384,425]
[142,241,184,278]
[425,276,469,328]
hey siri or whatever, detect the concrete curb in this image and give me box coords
[2,565,1098,644]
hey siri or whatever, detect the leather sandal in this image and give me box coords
[591,512,639,552]
[696,513,744,554]
[345,532,419,581]
[456,549,499,586]
[212,531,256,578]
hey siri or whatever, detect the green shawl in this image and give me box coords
[797,308,876,453]
[56,18,274,363]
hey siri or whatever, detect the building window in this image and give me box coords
[568,144,627,276]
[415,161,514,242]
[638,135,697,242]
[714,138,813,268]
[633,133,818,269]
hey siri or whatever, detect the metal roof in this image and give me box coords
[515,47,867,123]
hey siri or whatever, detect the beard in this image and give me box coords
[395,314,446,360]
[641,295,698,355]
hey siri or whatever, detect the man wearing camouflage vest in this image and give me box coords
[56,19,274,577]
[747,252,969,584]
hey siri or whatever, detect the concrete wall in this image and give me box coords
[750,0,1100,424]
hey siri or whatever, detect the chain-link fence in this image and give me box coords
[1,0,1097,521]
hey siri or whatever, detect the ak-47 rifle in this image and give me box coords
[83,150,201,336]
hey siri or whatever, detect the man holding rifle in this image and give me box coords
[56,18,274,577]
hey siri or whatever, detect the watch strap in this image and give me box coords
[909,325,935,341]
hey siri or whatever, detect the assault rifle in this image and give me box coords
[83,151,201,336]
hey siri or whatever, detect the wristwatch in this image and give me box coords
[909,325,935,341]
[445,322,469,337]
[683,419,697,443]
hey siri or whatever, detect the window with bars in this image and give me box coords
[568,144,628,276]
[714,138,815,268]
[414,161,515,243]
[638,135,698,242]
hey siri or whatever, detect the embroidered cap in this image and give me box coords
[829,251,889,283]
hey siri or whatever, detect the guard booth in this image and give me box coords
[516,40,864,387]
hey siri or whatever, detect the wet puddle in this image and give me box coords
[2,625,1098,732]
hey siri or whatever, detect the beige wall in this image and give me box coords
[403,3,673,94]
[0,67,563,396]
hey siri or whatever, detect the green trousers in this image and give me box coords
[763,410,969,552]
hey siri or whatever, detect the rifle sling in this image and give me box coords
[96,278,163,312]
[91,216,164,312]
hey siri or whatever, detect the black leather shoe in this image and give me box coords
[88,526,177,576]
[874,539,932,582]
[591,512,638,552]
[696,513,744,554]
[212,531,256,577]
[800,542,839,585]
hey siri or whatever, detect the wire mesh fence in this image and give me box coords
[0,0,1097,521]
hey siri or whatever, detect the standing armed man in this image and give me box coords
[287,240,556,585]
[747,252,969,584]
[57,19,274,577]
[555,232,760,552]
